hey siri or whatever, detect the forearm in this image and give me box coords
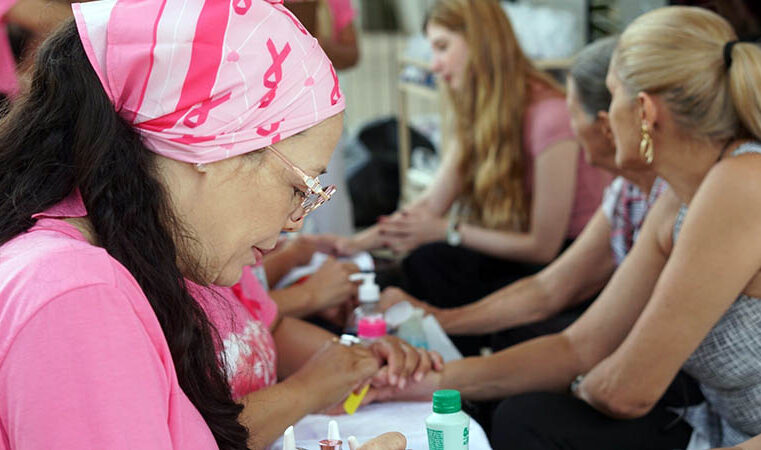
[269,285,318,318]
[459,224,565,264]
[273,316,334,379]
[440,333,583,401]
[437,276,557,335]
[239,376,317,450]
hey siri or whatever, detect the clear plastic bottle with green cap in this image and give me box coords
[426,389,470,450]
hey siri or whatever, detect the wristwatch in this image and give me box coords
[446,218,462,247]
[570,374,585,395]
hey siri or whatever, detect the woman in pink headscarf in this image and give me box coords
[0,1,424,449]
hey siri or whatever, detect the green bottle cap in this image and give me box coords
[432,389,462,414]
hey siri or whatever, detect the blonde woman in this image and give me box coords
[341,0,609,321]
[374,6,761,449]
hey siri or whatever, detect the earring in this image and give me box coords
[195,163,207,172]
[639,120,654,164]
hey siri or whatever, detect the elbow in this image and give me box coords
[594,388,657,420]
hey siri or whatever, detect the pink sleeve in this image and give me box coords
[325,0,355,36]
[524,98,575,159]
[0,285,178,449]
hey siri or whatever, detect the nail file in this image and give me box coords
[343,384,370,415]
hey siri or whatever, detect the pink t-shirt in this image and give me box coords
[190,267,278,402]
[0,192,216,449]
[522,95,611,238]
[0,1,18,96]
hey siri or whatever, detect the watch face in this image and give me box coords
[447,229,462,246]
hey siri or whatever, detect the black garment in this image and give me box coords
[399,242,561,355]
[490,392,693,450]
[490,299,593,352]
[401,243,546,307]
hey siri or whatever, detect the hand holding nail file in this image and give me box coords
[338,334,372,415]
[340,316,388,415]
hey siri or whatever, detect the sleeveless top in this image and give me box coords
[673,142,761,448]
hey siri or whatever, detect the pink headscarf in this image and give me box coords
[72,0,344,164]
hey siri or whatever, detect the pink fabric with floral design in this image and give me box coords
[72,0,345,164]
[189,269,278,402]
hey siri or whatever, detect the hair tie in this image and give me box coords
[724,40,740,69]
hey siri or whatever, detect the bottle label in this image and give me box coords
[427,428,444,450]
[426,426,468,450]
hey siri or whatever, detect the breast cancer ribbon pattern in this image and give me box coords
[72,0,344,164]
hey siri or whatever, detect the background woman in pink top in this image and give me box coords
[0,1,427,449]
[336,0,609,354]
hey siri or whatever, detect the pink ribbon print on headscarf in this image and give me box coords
[71,0,344,164]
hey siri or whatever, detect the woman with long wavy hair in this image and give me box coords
[341,0,609,346]
[0,1,412,449]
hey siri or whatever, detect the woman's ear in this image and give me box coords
[637,91,659,130]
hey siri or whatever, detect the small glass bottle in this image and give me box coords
[345,273,381,335]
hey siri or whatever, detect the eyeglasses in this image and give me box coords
[265,145,336,220]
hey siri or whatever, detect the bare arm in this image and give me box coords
[437,208,615,334]
[433,190,681,401]
[269,259,358,318]
[455,139,579,262]
[272,316,334,379]
[579,157,761,418]
[342,147,463,254]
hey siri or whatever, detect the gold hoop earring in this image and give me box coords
[639,121,654,164]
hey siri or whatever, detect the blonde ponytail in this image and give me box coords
[727,42,761,141]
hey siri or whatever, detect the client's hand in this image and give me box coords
[301,258,360,311]
[368,336,444,390]
[367,370,443,404]
[291,340,380,413]
[378,209,447,255]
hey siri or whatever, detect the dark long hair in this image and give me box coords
[0,20,249,449]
